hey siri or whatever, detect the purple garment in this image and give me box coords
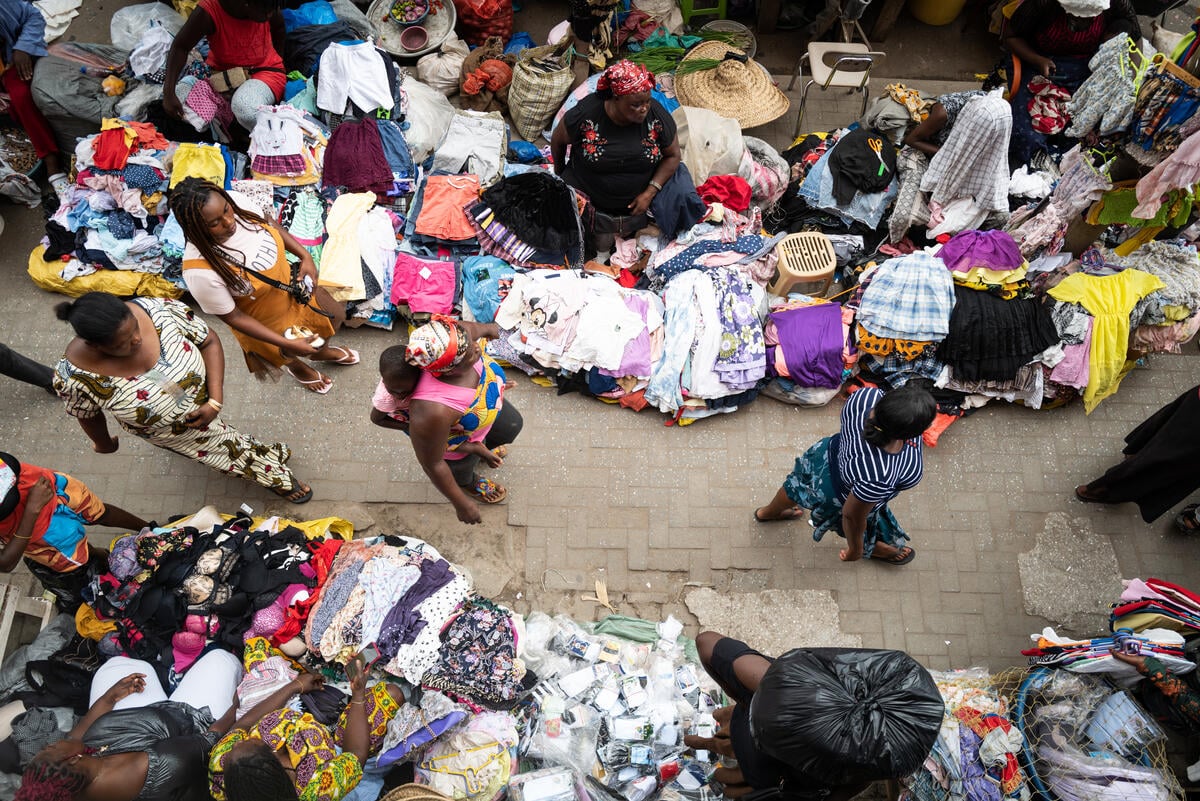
[710,268,766,390]
[322,117,394,193]
[769,303,844,389]
[937,229,1024,273]
[376,558,455,659]
[958,725,1003,801]
[599,295,654,379]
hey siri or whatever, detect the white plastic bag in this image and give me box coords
[110,3,184,51]
[417,36,470,96]
[128,23,175,77]
[672,105,743,185]
[402,76,456,163]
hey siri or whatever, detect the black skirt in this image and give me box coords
[1086,384,1200,522]
[937,286,1060,382]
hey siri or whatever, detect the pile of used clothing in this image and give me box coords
[31,120,182,298]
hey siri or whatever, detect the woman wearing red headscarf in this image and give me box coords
[551,59,681,261]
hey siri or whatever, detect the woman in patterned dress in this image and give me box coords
[52,292,313,503]
[210,642,402,801]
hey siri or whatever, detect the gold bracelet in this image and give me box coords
[12,533,31,540]
[350,699,365,705]
[206,399,223,410]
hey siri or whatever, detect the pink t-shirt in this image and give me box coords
[371,379,410,424]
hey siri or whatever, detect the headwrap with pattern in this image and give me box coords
[597,60,655,96]
[406,317,470,375]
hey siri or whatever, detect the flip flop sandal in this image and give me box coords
[326,346,360,365]
[753,507,805,523]
[273,482,314,504]
[282,365,333,395]
[491,445,508,459]
[471,476,507,504]
[1175,504,1200,534]
[872,546,916,566]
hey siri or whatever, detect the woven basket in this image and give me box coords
[379,784,456,801]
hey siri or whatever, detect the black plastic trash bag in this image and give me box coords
[748,648,943,788]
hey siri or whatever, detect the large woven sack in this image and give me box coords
[417,35,470,96]
[508,38,573,142]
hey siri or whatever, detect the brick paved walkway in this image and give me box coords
[1,17,1197,670]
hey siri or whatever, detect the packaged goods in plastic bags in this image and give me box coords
[419,36,471,96]
[749,648,943,788]
[282,0,337,31]
[110,3,183,51]
[403,77,457,163]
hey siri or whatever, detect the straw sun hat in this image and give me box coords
[674,41,790,129]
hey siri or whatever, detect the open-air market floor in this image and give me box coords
[3,0,1200,676]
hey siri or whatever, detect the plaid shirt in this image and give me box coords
[857,252,956,340]
[919,93,1012,214]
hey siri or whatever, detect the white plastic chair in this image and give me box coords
[788,44,886,138]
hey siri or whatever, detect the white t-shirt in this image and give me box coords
[182,191,280,315]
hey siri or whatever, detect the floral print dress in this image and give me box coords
[53,297,297,492]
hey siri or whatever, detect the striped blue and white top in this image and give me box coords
[836,387,924,507]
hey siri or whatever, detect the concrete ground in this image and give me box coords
[1,0,1199,680]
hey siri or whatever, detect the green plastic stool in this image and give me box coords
[678,0,727,25]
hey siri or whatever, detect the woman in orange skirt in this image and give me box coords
[171,177,358,394]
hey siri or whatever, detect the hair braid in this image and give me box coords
[169,177,272,295]
[15,758,89,801]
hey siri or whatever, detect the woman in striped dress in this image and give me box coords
[754,381,936,566]
[52,292,313,503]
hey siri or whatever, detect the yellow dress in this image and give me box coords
[1048,269,1165,413]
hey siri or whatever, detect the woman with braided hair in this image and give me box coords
[16,662,241,801]
[171,178,357,395]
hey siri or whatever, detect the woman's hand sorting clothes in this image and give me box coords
[294,671,324,693]
[162,91,185,120]
[185,402,220,429]
[628,187,657,216]
[103,673,147,704]
[25,475,56,514]
[1110,648,1147,671]
[1034,56,1056,77]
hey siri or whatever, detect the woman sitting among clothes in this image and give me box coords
[551,59,681,262]
[15,652,241,801]
[1003,0,1139,165]
[0,452,146,611]
[162,0,287,132]
[209,644,403,801]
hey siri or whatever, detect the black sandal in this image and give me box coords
[273,481,314,504]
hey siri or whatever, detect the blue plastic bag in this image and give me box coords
[282,0,337,32]
[504,31,535,55]
[507,140,542,164]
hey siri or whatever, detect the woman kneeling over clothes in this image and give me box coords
[15,651,242,801]
[754,382,936,565]
[209,643,402,801]
[172,178,358,396]
[551,60,681,261]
